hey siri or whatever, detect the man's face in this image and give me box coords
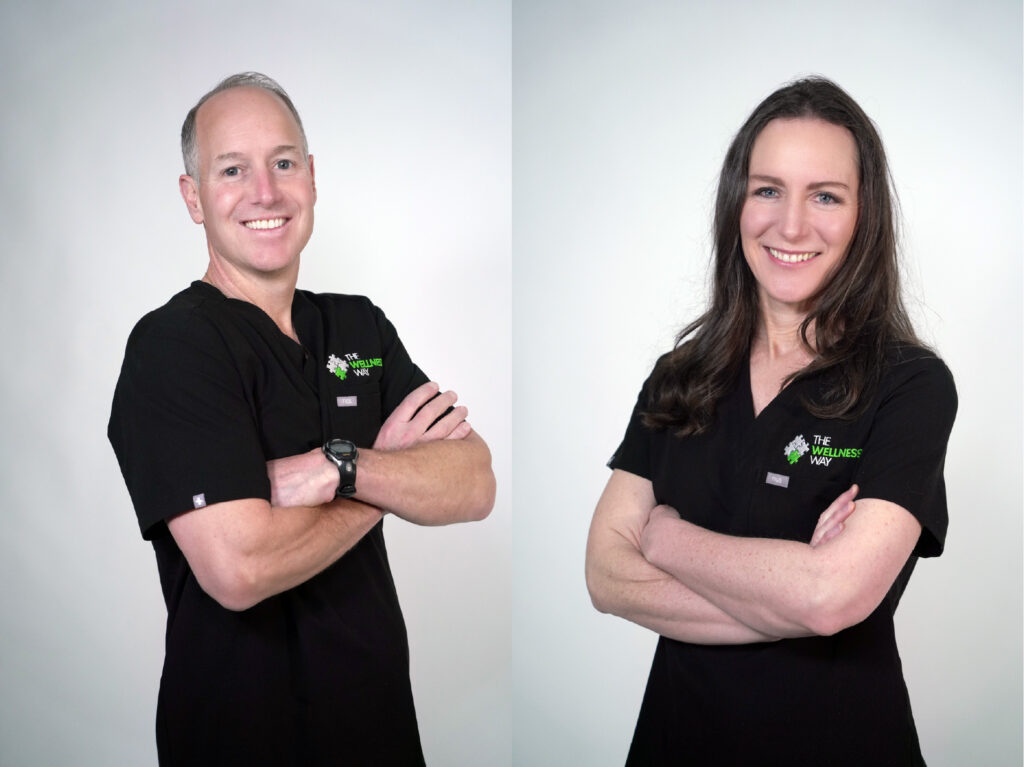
[179,87,316,280]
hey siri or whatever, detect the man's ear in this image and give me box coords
[179,174,204,224]
[308,154,317,204]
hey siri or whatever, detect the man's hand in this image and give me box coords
[374,381,471,450]
[809,484,858,548]
[266,381,477,509]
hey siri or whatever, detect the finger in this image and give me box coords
[813,521,844,548]
[651,504,681,520]
[443,420,473,440]
[811,501,855,546]
[422,405,470,441]
[410,389,459,433]
[436,413,475,436]
[816,484,859,529]
[390,381,442,422]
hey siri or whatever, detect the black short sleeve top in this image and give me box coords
[609,345,957,766]
[107,282,428,765]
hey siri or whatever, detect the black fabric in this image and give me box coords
[609,345,957,766]
[109,282,427,766]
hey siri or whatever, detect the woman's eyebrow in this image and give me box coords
[748,173,851,191]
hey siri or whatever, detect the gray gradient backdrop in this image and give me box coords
[2,1,1020,765]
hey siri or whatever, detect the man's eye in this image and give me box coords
[223,166,240,177]
[276,160,293,170]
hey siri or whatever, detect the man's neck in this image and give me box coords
[202,260,300,342]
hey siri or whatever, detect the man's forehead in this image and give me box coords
[195,87,304,159]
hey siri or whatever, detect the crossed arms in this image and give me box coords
[585,469,921,644]
[169,382,495,611]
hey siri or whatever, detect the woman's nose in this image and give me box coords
[778,199,808,242]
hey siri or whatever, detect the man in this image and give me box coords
[108,72,495,765]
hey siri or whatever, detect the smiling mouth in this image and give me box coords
[768,246,819,264]
[243,218,287,230]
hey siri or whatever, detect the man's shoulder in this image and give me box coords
[125,282,232,357]
[297,289,378,314]
[295,289,392,331]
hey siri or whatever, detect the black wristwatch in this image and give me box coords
[323,439,358,498]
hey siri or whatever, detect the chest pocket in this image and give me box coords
[747,424,866,543]
[326,384,383,449]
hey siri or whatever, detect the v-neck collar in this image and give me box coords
[191,280,311,351]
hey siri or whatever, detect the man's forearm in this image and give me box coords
[356,430,495,525]
[169,496,383,611]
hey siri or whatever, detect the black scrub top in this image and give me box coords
[610,345,957,767]
[109,282,427,766]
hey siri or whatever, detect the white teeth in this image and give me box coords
[768,247,818,263]
[244,218,286,230]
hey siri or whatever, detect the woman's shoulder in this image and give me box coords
[879,341,957,410]
[883,341,952,377]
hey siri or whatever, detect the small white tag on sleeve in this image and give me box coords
[192,493,207,508]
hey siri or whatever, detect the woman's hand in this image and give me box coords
[639,486,857,558]
[809,484,858,548]
[640,504,682,559]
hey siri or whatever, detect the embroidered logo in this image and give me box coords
[326,354,349,381]
[784,435,810,464]
[807,434,863,467]
[329,351,384,378]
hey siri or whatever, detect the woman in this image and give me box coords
[585,77,957,765]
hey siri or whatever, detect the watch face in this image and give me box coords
[327,439,357,460]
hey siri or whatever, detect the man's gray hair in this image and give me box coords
[180,72,309,182]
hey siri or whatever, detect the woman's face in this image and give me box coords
[740,117,859,318]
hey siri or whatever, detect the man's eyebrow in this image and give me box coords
[212,146,303,163]
[213,152,245,164]
[748,173,852,191]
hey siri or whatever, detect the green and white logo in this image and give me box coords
[326,354,349,381]
[784,435,810,464]
[784,433,865,467]
[327,351,384,380]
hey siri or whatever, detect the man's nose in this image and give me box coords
[250,169,280,205]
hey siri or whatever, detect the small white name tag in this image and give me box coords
[192,493,207,508]
[336,396,358,408]
[765,472,789,488]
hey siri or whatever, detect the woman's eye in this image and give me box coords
[816,192,839,204]
[753,187,778,198]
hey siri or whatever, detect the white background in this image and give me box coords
[511,1,1021,765]
[0,2,511,765]
[1,1,1020,765]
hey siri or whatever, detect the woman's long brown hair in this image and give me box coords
[642,77,921,436]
